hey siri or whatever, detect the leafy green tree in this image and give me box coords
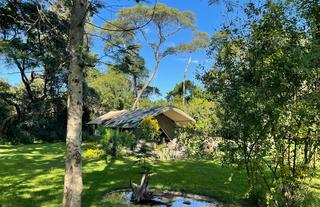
[86,68,134,112]
[174,97,221,158]
[0,0,70,142]
[166,80,201,102]
[202,1,320,205]
[0,79,15,140]
[101,3,196,109]
[112,44,148,98]
[140,85,161,99]
[0,0,69,99]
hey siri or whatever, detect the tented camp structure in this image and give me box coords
[87,106,195,139]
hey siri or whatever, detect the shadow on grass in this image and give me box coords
[0,143,65,207]
[82,157,248,206]
[82,157,141,206]
[1,143,249,207]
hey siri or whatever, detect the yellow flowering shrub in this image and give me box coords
[83,148,105,159]
[140,116,160,140]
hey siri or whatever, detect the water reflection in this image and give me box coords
[104,191,220,207]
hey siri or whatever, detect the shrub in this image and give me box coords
[174,98,221,158]
[84,142,100,150]
[265,180,319,207]
[139,116,161,141]
[83,148,105,159]
[156,139,187,160]
[82,131,101,142]
[6,127,36,144]
[100,128,136,157]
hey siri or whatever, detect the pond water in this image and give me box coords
[103,190,220,207]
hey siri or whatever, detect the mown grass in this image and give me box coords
[0,143,249,207]
[0,143,319,207]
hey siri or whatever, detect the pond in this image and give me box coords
[103,190,221,207]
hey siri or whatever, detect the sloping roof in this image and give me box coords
[103,106,195,129]
[87,110,128,125]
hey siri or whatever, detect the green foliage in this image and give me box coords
[104,3,196,40]
[138,99,168,109]
[100,128,136,157]
[201,1,320,205]
[166,80,202,102]
[176,31,210,53]
[122,2,195,57]
[102,2,196,59]
[82,131,100,142]
[111,44,148,97]
[101,3,197,108]
[0,1,70,143]
[139,116,161,141]
[133,143,155,174]
[1,78,67,143]
[6,128,36,144]
[0,80,13,139]
[174,97,221,158]
[86,68,134,113]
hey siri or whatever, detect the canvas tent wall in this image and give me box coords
[154,114,176,139]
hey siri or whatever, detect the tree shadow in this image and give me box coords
[82,157,141,206]
[82,157,248,206]
[1,143,249,206]
[0,143,65,207]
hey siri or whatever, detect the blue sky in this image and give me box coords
[0,0,249,99]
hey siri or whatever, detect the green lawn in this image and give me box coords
[0,143,250,207]
[1,143,319,207]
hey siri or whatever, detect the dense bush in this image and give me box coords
[139,115,161,141]
[100,128,136,157]
[174,97,221,158]
[156,140,187,160]
[201,1,320,205]
[5,127,36,144]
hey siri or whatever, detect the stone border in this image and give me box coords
[104,188,222,206]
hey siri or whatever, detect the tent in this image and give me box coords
[87,106,195,139]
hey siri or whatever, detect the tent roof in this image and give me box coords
[103,106,195,129]
[86,110,127,125]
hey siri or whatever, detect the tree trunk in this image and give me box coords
[182,55,192,105]
[0,115,19,137]
[133,75,138,98]
[304,139,309,165]
[130,173,150,203]
[132,60,159,109]
[62,1,87,207]
[292,140,297,178]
